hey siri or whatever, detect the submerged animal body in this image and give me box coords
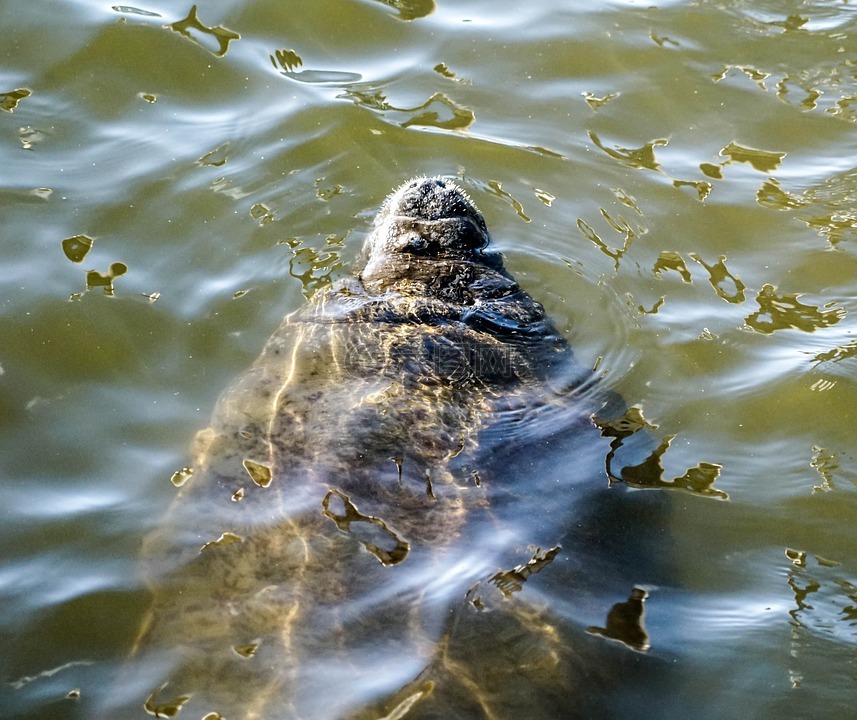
[131,178,640,720]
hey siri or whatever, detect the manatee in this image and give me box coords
[129,177,652,720]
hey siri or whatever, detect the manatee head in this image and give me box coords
[360,177,501,291]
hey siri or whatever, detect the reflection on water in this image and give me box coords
[576,207,643,271]
[587,587,650,653]
[598,407,726,499]
[342,87,476,131]
[690,254,747,304]
[272,48,364,84]
[784,547,857,645]
[321,488,411,566]
[746,284,845,334]
[83,262,129,298]
[143,688,189,719]
[375,0,436,22]
[588,131,667,173]
[0,87,31,112]
[812,340,857,367]
[286,240,345,297]
[483,546,561,602]
[653,251,692,283]
[795,167,857,248]
[196,142,230,168]
[3,0,857,718]
[718,142,785,174]
[167,5,240,58]
[111,6,162,19]
[61,235,94,264]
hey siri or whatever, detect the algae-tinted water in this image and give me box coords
[2,1,857,718]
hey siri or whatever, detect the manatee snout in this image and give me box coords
[360,177,497,289]
[390,176,486,226]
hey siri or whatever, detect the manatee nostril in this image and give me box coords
[403,233,428,253]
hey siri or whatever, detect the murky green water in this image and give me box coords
[2,0,856,718]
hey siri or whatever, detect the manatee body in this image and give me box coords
[131,177,641,720]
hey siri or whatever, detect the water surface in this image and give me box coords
[2,0,857,718]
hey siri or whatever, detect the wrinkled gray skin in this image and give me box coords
[130,178,634,720]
